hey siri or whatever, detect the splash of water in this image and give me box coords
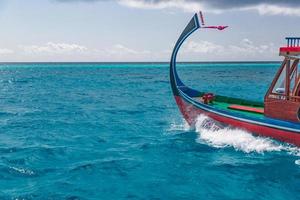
[167,120,190,132]
[168,114,300,164]
[10,166,35,176]
[194,114,300,154]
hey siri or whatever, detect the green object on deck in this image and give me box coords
[211,100,264,119]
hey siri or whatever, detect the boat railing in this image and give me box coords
[286,37,300,47]
[279,38,300,56]
[268,92,300,101]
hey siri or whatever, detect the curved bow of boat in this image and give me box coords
[170,14,201,97]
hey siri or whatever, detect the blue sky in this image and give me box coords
[0,0,300,62]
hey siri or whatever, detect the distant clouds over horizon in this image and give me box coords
[0,0,298,62]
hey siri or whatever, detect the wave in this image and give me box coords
[195,114,284,153]
[9,166,35,176]
[167,120,190,133]
[170,114,300,162]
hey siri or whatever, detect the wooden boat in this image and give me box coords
[170,13,300,146]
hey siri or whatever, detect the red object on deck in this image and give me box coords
[202,93,215,104]
[228,105,264,114]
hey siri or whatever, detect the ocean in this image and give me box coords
[0,62,299,200]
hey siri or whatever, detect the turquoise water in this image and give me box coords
[0,62,299,199]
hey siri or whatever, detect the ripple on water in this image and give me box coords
[68,157,141,179]
[9,166,36,177]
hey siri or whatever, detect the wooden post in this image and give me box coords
[286,59,290,100]
[296,62,298,85]
[289,59,299,77]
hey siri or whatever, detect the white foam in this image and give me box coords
[10,166,35,176]
[167,120,191,132]
[168,114,300,164]
[195,114,285,153]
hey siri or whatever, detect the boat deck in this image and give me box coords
[212,101,264,118]
[193,96,265,119]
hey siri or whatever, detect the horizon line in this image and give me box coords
[0,61,282,64]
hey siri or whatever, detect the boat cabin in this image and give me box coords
[264,37,300,122]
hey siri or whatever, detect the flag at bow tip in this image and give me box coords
[199,11,205,26]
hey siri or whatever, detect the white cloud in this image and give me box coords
[231,38,276,55]
[118,0,300,16]
[17,42,152,61]
[0,48,14,55]
[183,41,223,54]
[20,42,88,54]
[15,40,277,62]
[105,44,150,56]
[181,38,276,60]
[248,4,300,17]
[118,0,205,13]
[106,44,138,55]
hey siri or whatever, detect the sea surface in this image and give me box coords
[0,62,299,200]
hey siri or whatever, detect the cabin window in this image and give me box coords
[267,59,300,100]
[271,64,287,97]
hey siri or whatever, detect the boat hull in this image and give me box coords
[175,95,300,146]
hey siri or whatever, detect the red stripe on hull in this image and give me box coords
[174,95,300,146]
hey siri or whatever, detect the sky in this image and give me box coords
[0,0,300,62]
